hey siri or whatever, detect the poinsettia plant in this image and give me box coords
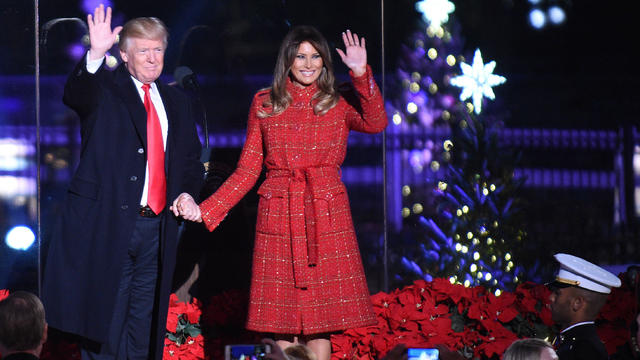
[331,279,555,360]
[1,272,635,360]
[164,294,205,359]
[596,280,636,355]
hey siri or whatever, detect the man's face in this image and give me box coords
[120,37,165,84]
[548,286,575,329]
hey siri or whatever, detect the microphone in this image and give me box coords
[173,66,200,93]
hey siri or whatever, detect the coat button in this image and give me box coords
[325,193,332,200]
[130,176,137,181]
[264,192,272,199]
[138,148,144,154]
[121,205,128,210]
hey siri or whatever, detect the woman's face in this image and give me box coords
[289,41,323,87]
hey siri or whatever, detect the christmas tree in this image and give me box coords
[387,0,532,293]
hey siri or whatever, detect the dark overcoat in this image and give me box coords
[41,59,203,359]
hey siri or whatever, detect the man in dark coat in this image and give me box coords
[0,291,47,360]
[41,5,203,360]
[548,253,622,360]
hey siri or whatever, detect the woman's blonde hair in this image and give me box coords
[258,25,339,118]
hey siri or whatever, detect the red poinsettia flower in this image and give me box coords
[599,287,635,323]
[387,303,423,333]
[183,335,205,358]
[200,289,248,328]
[598,322,631,355]
[430,278,469,304]
[166,312,180,333]
[168,294,189,316]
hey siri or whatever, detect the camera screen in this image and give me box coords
[226,344,269,360]
[407,348,439,360]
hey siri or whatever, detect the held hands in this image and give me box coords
[336,29,367,77]
[170,193,202,223]
[87,4,122,61]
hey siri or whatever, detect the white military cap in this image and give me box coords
[551,253,622,294]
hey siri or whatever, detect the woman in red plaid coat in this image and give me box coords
[174,25,387,359]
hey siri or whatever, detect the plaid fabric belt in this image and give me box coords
[139,205,158,217]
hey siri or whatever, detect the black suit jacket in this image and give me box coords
[42,58,203,359]
[556,323,609,360]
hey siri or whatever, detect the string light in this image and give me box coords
[465,103,474,113]
[412,203,424,214]
[446,54,456,66]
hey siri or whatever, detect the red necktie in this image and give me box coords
[142,84,166,214]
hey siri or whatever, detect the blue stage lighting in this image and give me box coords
[529,9,547,29]
[5,226,35,251]
[548,6,566,25]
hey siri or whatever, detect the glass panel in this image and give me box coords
[0,0,38,293]
[37,0,386,301]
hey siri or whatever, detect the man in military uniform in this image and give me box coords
[548,253,622,360]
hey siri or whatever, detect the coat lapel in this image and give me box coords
[114,65,148,149]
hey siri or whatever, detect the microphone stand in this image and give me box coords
[198,88,209,150]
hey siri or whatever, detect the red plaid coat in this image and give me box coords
[200,66,387,334]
